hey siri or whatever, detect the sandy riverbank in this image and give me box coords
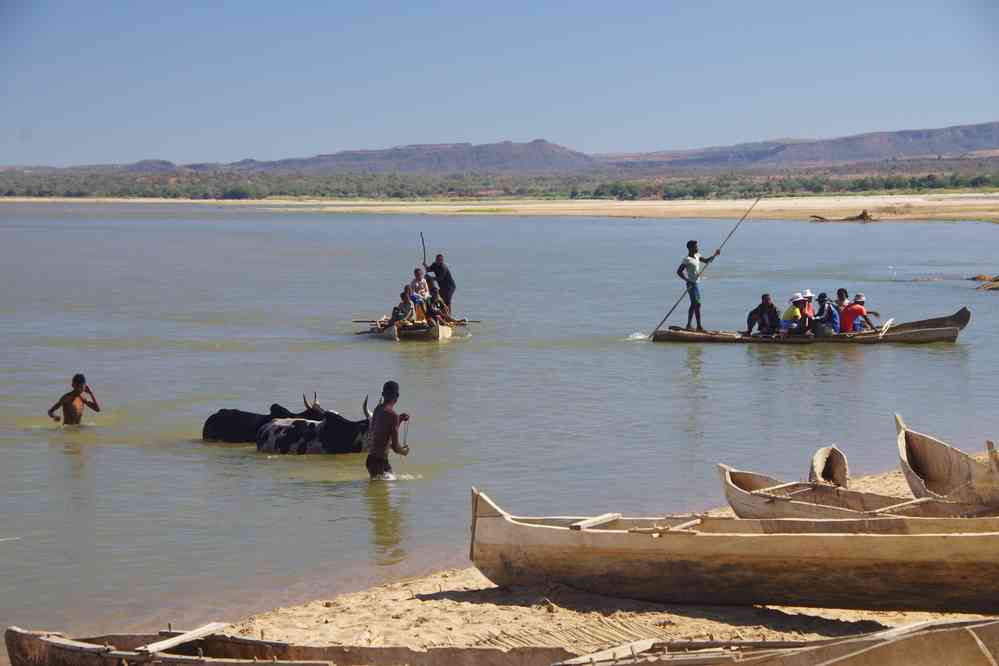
[3,193,999,222]
[227,464,990,656]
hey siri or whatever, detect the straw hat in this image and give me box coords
[789,292,804,303]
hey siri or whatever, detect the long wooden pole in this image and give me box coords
[420,232,427,266]
[648,196,761,338]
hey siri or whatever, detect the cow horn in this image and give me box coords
[314,392,318,407]
[303,393,310,410]
[363,395,371,421]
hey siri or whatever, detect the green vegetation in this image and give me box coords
[0,169,995,201]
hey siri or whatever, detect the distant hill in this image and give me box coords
[7,121,999,176]
[599,121,999,169]
[187,139,596,175]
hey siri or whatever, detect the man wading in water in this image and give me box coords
[47,373,101,425]
[676,240,720,331]
[367,381,410,480]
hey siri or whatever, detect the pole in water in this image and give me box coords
[648,196,761,338]
[420,232,427,265]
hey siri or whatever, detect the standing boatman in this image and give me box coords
[424,253,456,310]
[676,240,720,331]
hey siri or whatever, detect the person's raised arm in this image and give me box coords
[83,385,101,412]
[703,249,721,264]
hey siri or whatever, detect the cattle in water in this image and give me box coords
[202,393,327,443]
[257,396,373,454]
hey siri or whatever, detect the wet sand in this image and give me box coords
[228,465,991,656]
[4,192,999,222]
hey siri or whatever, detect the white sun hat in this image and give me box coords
[789,292,804,303]
[802,289,815,299]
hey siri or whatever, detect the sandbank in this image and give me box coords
[2,193,999,222]
[227,464,991,657]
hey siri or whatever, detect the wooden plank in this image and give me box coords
[570,513,622,531]
[136,623,227,653]
[669,518,702,531]
[751,481,799,495]
[558,638,656,664]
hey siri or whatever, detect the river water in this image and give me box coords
[1,203,997,652]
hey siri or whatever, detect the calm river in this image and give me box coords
[1,203,997,655]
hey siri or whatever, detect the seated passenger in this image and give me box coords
[801,289,816,318]
[840,293,876,332]
[835,288,850,312]
[745,293,780,336]
[410,268,430,303]
[781,293,810,335]
[426,286,457,325]
[813,292,840,336]
[387,291,415,328]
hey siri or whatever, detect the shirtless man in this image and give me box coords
[47,374,101,425]
[366,381,410,480]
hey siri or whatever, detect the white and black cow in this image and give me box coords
[257,396,373,454]
[202,393,327,443]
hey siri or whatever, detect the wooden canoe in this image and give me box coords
[652,326,960,344]
[896,414,999,506]
[555,619,999,665]
[888,306,971,333]
[4,625,571,666]
[364,320,455,342]
[719,464,994,520]
[470,488,999,612]
[808,445,849,487]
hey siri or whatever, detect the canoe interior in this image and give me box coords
[809,445,849,487]
[5,628,571,666]
[728,468,901,512]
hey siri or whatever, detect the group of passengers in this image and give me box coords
[385,259,459,330]
[745,288,877,337]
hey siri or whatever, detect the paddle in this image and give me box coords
[649,196,761,338]
[878,318,895,340]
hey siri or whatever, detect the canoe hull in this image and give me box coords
[808,445,849,487]
[4,627,571,666]
[896,414,999,506]
[471,489,999,613]
[371,321,454,342]
[652,326,960,344]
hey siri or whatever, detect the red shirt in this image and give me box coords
[840,303,867,332]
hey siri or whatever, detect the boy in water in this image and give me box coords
[47,374,101,425]
[366,381,410,479]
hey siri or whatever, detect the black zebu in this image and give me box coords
[256,396,372,454]
[202,393,327,443]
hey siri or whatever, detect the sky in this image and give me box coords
[1,0,997,166]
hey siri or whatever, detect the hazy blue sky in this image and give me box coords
[2,1,996,165]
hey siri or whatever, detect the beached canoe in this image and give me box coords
[556,619,999,665]
[652,326,959,344]
[470,488,999,612]
[896,414,999,506]
[808,445,849,487]
[719,464,994,520]
[4,625,571,666]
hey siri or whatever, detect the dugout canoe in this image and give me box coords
[719,464,994,520]
[808,445,849,487]
[896,414,999,506]
[469,488,999,613]
[364,320,455,342]
[555,619,999,665]
[652,326,960,344]
[4,625,571,666]
[888,306,971,332]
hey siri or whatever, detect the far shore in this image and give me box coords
[226,462,990,656]
[3,192,999,222]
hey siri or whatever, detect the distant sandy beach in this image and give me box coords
[3,192,999,222]
[227,464,990,657]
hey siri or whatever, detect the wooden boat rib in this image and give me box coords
[4,625,571,666]
[470,488,999,613]
[555,619,999,665]
[808,445,849,487]
[719,464,995,520]
[896,414,999,506]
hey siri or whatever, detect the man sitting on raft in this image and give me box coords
[840,293,877,332]
[386,290,415,330]
[744,293,780,336]
[781,293,811,336]
[409,268,430,303]
[813,292,841,336]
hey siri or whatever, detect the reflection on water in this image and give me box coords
[364,482,408,566]
[0,206,997,649]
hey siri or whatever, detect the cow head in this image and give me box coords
[302,392,327,420]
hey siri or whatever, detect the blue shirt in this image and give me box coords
[818,303,840,333]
